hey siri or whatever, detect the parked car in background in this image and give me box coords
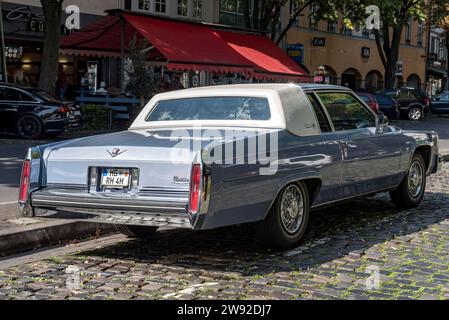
[19,84,442,249]
[356,92,380,114]
[374,93,400,120]
[0,84,82,139]
[431,92,449,115]
[383,88,430,121]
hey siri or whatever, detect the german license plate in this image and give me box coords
[101,169,130,188]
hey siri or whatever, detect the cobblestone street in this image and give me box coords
[0,164,448,300]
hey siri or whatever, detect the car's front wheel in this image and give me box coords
[408,107,423,121]
[115,225,159,239]
[257,182,310,250]
[390,154,427,209]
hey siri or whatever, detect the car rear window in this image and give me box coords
[31,90,61,103]
[147,97,271,122]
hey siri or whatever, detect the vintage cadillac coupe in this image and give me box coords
[18,84,442,249]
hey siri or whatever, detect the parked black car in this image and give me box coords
[0,84,82,139]
[383,88,430,121]
[374,93,400,120]
[431,92,449,114]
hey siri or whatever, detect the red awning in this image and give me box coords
[61,12,308,81]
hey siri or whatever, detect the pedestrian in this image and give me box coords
[56,64,68,100]
[13,65,28,85]
[80,72,90,92]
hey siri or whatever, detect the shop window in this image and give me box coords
[342,26,352,36]
[417,23,424,47]
[327,22,336,33]
[219,0,251,27]
[177,0,188,16]
[138,0,151,11]
[193,0,203,19]
[155,0,166,13]
[405,18,412,45]
[362,28,370,37]
[309,3,318,29]
[290,0,301,27]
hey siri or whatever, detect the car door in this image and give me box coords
[304,92,344,205]
[432,94,449,114]
[0,87,21,132]
[316,91,404,198]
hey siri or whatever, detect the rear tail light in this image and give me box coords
[19,160,31,202]
[370,102,380,114]
[189,164,202,214]
[424,98,430,107]
[57,105,71,114]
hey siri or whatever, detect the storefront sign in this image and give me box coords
[428,53,438,61]
[362,47,371,58]
[4,46,23,60]
[2,3,81,36]
[312,38,326,47]
[287,44,304,64]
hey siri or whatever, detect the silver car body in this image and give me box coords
[19,84,442,231]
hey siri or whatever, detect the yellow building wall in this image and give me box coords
[285,14,427,89]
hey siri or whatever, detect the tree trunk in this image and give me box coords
[384,26,403,89]
[39,0,63,93]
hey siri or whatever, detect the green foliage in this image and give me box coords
[81,104,110,130]
[125,34,156,99]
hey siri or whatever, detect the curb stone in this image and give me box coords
[0,220,115,256]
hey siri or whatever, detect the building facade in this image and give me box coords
[427,27,448,95]
[1,0,119,91]
[284,1,428,92]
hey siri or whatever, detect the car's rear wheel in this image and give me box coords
[257,182,310,250]
[17,115,43,139]
[390,154,427,209]
[115,225,159,239]
[408,107,423,121]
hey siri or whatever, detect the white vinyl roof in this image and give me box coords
[130,84,321,137]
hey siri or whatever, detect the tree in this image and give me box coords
[125,35,158,111]
[341,0,449,89]
[39,0,64,93]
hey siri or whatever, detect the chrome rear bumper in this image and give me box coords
[30,189,193,229]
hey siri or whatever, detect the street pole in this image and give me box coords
[0,1,8,83]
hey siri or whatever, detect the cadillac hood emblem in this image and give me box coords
[107,148,127,158]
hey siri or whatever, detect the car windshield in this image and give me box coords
[147,97,271,122]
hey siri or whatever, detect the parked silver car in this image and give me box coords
[19,84,442,249]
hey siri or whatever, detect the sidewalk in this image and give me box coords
[0,203,114,256]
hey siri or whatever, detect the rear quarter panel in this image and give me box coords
[201,130,343,230]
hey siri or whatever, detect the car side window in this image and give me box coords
[0,88,7,101]
[317,92,376,131]
[398,90,409,99]
[18,92,35,102]
[306,93,331,132]
[4,88,21,101]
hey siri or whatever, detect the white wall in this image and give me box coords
[3,0,120,15]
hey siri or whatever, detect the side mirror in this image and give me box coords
[376,114,389,133]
